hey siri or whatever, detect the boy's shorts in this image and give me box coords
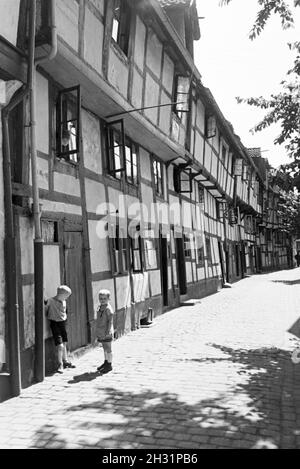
[50,320,68,345]
[97,337,113,343]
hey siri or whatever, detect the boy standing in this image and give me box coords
[96,289,114,374]
[45,285,75,374]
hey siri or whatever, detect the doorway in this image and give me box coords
[175,236,187,295]
[63,230,88,351]
[160,234,169,306]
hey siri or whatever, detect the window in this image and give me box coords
[233,158,243,177]
[125,140,138,185]
[153,159,163,197]
[111,0,131,56]
[41,220,59,244]
[221,144,227,163]
[196,235,205,267]
[130,225,143,272]
[144,231,158,270]
[109,222,128,275]
[174,166,192,194]
[242,163,250,181]
[198,185,205,205]
[173,75,190,121]
[106,119,125,179]
[205,115,216,139]
[56,86,80,163]
[184,234,191,258]
[205,237,212,263]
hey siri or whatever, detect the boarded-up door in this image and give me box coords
[64,231,88,351]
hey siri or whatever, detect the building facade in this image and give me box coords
[0,0,292,401]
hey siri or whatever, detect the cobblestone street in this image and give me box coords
[2,268,300,449]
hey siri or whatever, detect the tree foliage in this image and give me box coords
[221,1,300,182]
[220,0,299,40]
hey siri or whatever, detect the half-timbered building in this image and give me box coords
[0,0,293,401]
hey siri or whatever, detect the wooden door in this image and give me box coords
[64,231,88,351]
[175,237,187,295]
[218,241,225,285]
[160,234,169,306]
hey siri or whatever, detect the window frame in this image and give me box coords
[172,74,190,121]
[205,237,213,264]
[125,138,138,186]
[205,114,217,139]
[109,221,129,276]
[130,224,143,273]
[105,119,126,179]
[144,235,158,271]
[153,158,164,198]
[41,219,59,245]
[56,85,81,164]
[196,235,205,267]
[111,0,131,56]
[183,233,192,259]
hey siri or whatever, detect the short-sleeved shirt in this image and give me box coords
[45,297,67,322]
[96,303,114,341]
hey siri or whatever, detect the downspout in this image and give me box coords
[2,84,27,397]
[1,0,57,393]
[29,0,57,383]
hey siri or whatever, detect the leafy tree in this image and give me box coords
[220,1,300,181]
[220,0,299,40]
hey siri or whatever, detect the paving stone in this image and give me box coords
[2,270,300,448]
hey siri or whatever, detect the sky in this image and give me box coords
[194,0,300,169]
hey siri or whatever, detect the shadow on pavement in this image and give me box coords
[67,371,100,384]
[30,344,300,449]
[272,279,300,285]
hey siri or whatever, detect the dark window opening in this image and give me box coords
[184,234,191,258]
[196,236,205,267]
[112,0,131,56]
[174,167,192,194]
[41,220,59,244]
[106,119,126,179]
[221,144,227,163]
[56,86,80,164]
[109,222,128,275]
[198,185,205,205]
[205,237,212,264]
[130,225,143,272]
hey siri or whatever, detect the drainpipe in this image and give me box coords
[1,0,57,393]
[2,84,27,397]
[29,0,57,383]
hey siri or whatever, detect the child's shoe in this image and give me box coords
[63,360,76,369]
[101,362,112,374]
[97,360,108,371]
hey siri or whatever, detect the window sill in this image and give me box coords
[54,158,79,177]
[111,40,129,66]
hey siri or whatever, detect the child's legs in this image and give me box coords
[102,341,112,363]
[62,342,68,361]
[57,343,64,366]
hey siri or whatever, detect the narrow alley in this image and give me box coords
[1,269,300,449]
